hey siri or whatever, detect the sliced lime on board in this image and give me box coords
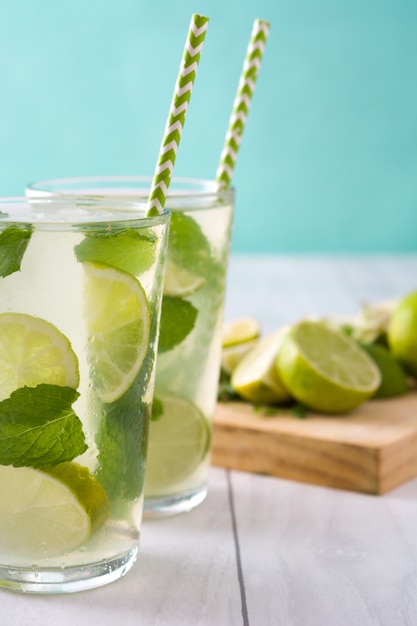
[222,316,261,348]
[231,326,291,405]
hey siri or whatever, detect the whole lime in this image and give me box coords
[387,290,417,377]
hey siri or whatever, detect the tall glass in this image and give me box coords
[0,196,169,593]
[27,177,235,516]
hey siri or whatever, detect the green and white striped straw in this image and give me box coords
[216,18,270,190]
[147,14,209,216]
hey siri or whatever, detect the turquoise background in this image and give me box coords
[0,0,416,252]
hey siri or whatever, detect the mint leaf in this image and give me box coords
[94,305,161,503]
[0,225,32,278]
[74,227,156,276]
[158,295,198,353]
[95,353,153,501]
[0,384,87,467]
[168,213,212,277]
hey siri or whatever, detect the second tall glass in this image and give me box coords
[27,177,235,517]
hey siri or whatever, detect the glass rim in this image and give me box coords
[26,175,236,201]
[0,195,170,227]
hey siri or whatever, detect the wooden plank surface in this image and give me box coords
[212,393,417,494]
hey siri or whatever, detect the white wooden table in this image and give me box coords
[4,255,417,626]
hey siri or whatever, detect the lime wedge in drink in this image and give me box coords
[0,312,79,401]
[0,462,110,558]
[231,326,292,404]
[163,258,206,297]
[276,320,381,414]
[144,395,210,495]
[83,262,150,402]
[222,316,261,348]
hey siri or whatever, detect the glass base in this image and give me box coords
[0,548,138,594]
[143,484,207,519]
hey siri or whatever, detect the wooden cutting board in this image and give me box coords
[211,392,417,495]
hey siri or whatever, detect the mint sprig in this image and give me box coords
[95,354,153,501]
[0,384,87,468]
[94,306,161,502]
[0,225,32,278]
[168,213,212,278]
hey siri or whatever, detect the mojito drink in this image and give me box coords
[144,184,234,514]
[27,177,235,516]
[0,197,169,593]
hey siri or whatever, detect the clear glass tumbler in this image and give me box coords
[0,195,169,593]
[27,177,235,517]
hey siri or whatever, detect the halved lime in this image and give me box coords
[276,320,381,414]
[144,395,210,495]
[231,326,291,404]
[83,262,150,402]
[0,462,109,558]
[163,258,206,297]
[222,316,261,348]
[0,312,79,401]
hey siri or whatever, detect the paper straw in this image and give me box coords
[147,14,209,215]
[216,19,270,190]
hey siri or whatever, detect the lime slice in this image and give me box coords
[163,258,206,297]
[221,339,259,375]
[144,395,210,495]
[83,262,150,402]
[231,326,291,404]
[0,312,79,401]
[276,320,381,414]
[358,342,409,398]
[0,462,109,558]
[388,290,417,377]
[222,316,261,348]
